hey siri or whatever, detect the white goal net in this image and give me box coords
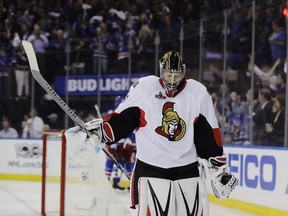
[41,130,131,216]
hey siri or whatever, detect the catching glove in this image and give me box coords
[198,155,238,199]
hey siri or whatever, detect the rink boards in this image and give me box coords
[211,145,288,216]
[0,138,287,216]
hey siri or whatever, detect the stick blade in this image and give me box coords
[21,40,39,71]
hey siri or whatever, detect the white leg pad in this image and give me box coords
[137,177,209,216]
[174,177,209,216]
[198,177,209,216]
[138,177,176,216]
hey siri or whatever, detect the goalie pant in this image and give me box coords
[130,160,200,209]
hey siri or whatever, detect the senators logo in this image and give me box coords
[155,102,186,141]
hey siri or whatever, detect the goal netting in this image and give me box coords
[41,130,131,216]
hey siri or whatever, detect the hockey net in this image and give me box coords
[41,130,131,216]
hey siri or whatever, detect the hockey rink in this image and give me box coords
[0,180,256,216]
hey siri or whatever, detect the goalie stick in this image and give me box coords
[94,104,102,119]
[22,40,131,180]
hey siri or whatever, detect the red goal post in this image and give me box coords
[42,130,66,216]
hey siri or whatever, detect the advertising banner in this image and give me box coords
[54,74,148,96]
[225,145,288,211]
[0,139,43,175]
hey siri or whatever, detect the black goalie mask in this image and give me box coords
[159,50,186,97]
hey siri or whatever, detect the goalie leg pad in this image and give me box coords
[138,177,176,216]
[198,177,209,216]
[174,177,209,216]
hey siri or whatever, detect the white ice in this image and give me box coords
[0,180,256,216]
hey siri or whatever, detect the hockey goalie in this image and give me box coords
[65,50,238,216]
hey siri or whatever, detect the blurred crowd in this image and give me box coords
[0,0,287,146]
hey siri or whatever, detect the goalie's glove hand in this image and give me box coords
[85,119,115,143]
[65,126,101,156]
[198,156,238,200]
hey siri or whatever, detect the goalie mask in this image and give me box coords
[159,50,186,97]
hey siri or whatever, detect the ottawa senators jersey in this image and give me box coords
[109,75,223,168]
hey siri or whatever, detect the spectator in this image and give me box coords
[27,23,50,81]
[14,44,29,100]
[19,23,31,41]
[181,2,200,23]
[117,26,131,73]
[0,46,11,96]
[228,89,258,145]
[47,113,63,130]
[252,88,274,145]
[248,56,286,96]
[3,18,15,40]
[19,113,29,138]
[228,11,249,56]
[89,23,109,74]
[211,92,224,124]
[227,91,245,144]
[71,39,87,74]
[0,25,10,50]
[135,24,154,73]
[12,23,30,48]
[248,56,281,92]
[0,118,18,138]
[275,72,286,96]
[268,18,286,64]
[22,109,45,138]
[106,30,119,73]
[27,24,49,54]
[265,94,285,146]
[48,29,67,75]
[217,83,233,116]
[239,89,258,144]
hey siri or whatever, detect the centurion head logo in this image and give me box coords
[155,102,186,141]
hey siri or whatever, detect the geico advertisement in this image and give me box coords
[225,145,288,211]
[0,139,61,176]
[54,74,148,95]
